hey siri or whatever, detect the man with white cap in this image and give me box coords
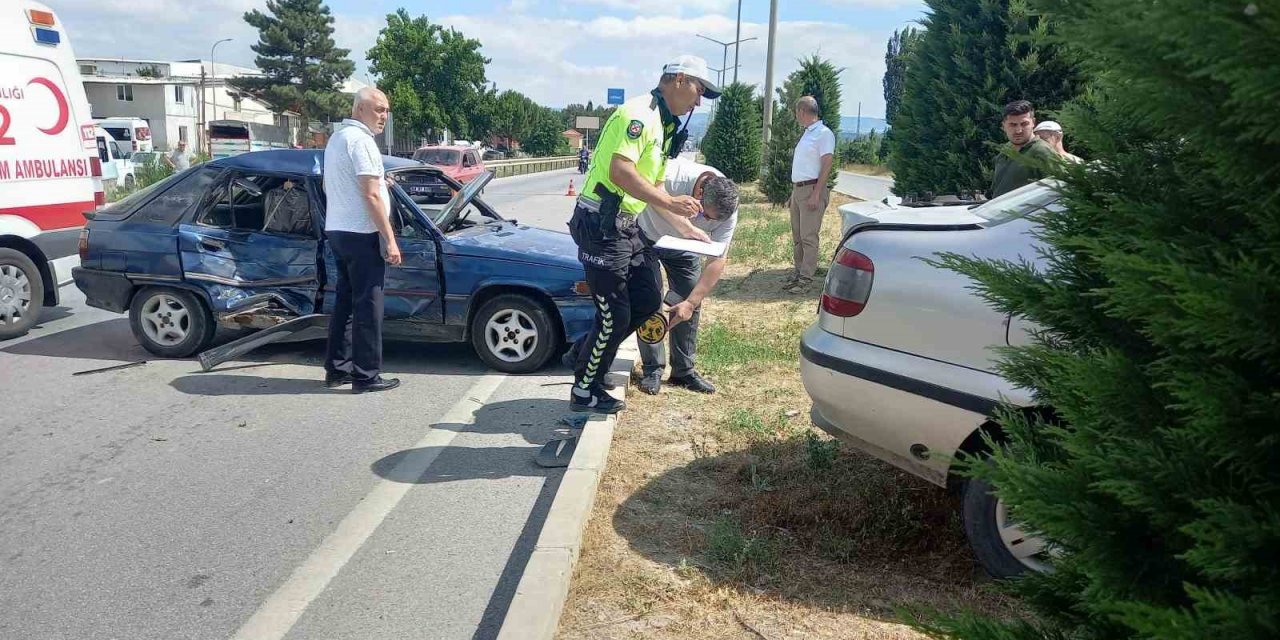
[566,55,719,414]
[1033,120,1083,163]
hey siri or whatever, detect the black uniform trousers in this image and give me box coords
[325,230,386,383]
[568,202,661,393]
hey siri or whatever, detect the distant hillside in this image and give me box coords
[686,112,888,145]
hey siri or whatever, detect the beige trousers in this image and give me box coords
[789,182,830,279]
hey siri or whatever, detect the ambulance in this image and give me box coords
[0,1,104,339]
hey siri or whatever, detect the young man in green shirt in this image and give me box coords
[990,100,1059,198]
[568,55,719,414]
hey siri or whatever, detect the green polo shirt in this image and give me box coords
[990,137,1058,198]
[581,92,678,216]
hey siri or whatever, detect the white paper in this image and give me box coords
[654,235,727,257]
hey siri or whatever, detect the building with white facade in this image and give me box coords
[77,58,302,153]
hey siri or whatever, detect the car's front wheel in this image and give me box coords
[129,286,216,358]
[470,294,559,373]
[961,476,1053,578]
[0,248,43,340]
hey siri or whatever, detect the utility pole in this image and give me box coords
[209,38,232,125]
[733,0,743,83]
[857,101,862,137]
[761,0,779,165]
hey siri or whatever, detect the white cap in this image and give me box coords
[662,55,721,99]
[1034,120,1063,133]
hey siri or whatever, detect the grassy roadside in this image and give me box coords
[557,186,1020,638]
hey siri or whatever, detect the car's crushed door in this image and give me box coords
[178,173,322,320]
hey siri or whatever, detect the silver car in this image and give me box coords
[800,181,1062,578]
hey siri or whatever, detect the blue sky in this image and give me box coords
[54,0,928,117]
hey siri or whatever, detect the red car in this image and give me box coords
[413,145,487,184]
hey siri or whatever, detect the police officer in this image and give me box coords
[568,55,720,414]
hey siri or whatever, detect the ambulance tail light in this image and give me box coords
[89,156,106,207]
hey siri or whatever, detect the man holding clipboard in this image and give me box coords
[565,157,739,396]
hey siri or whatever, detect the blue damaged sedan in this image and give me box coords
[72,150,594,373]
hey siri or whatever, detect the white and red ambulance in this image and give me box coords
[0,1,104,339]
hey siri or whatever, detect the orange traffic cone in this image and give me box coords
[566,179,576,197]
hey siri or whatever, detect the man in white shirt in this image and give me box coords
[164,141,192,171]
[321,87,401,394]
[636,158,738,395]
[560,158,738,396]
[786,95,836,293]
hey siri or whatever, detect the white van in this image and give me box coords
[0,1,105,339]
[95,116,153,153]
[94,126,136,190]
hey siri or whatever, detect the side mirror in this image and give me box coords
[233,177,263,198]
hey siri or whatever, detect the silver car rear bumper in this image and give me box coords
[799,324,1031,487]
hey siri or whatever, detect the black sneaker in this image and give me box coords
[638,370,662,395]
[353,377,401,394]
[324,371,354,388]
[569,387,626,414]
[668,371,716,394]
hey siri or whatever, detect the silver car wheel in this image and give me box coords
[0,264,32,327]
[484,308,538,363]
[140,293,191,347]
[996,498,1053,573]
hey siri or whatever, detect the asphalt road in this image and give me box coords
[0,168,585,640]
[835,170,895,202]
[481,166,583,231]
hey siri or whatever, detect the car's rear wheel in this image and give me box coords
[129,286,216,358]
[470,294,559,373]
[962,476,1053,578]
[0,248,43,340]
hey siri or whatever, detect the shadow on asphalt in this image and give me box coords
[368,395,572,640]
[1,317,146,362]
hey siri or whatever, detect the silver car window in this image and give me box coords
[973,182,1062,226]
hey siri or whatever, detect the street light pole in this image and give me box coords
[761,0,778,165]
[733,0,743,83]
[209,38,232,130]
[696,33,757,88]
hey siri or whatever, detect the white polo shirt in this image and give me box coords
[638,158,738,249]
[791,120,836,183]
[323,119,389,234]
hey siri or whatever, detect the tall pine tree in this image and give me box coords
[919,0,1280,638]
[888,0,1081,196]
[882,27,922,127]
[762,56,842,205]
[702,82,761,183]
[230,0,354,140]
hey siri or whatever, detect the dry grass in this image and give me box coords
[557,190,1021,639]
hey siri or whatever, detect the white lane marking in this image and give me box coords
[230,373,508,640]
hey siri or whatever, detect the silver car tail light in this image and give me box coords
[821,247,874,317]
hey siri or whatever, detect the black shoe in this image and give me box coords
[324,372,354,388]
[570,388,626,414]
[353,377,401,394]
[668,371,716,394]
[638,370,662,395]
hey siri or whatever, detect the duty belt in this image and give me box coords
[576,195,639,230]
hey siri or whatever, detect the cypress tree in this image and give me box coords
[888,0,1081,196]
[702,82,762,183]
[921,0,1280,638]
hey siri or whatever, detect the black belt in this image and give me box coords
[794,179,819,187]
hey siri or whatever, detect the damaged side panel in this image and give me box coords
[177,224,320,318]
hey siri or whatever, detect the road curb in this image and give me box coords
[495,338,637,640]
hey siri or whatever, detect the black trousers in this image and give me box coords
[325,230,386,383]
[568,203,661,393]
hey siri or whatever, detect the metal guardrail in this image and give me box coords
[485,155,577,178]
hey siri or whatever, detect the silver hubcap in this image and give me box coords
[484,308,538,363]
[996,498,1053,573]
[0,264,32,326]
[140,294,191,346]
